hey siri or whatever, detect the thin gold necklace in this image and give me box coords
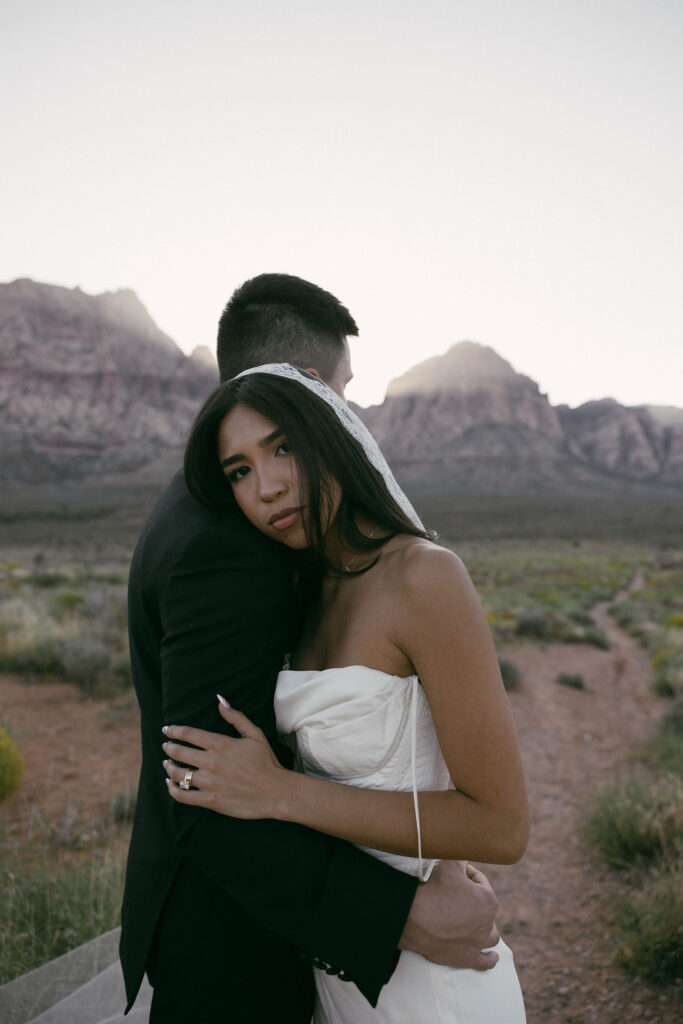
[343,528,378,573]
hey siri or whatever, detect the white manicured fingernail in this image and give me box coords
[217,694,230,708]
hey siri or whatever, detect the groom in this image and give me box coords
[120,273,500,1022]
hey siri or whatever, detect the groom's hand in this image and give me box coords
[398,860,500,970]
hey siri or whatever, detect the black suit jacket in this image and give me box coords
[120,472,417,1016]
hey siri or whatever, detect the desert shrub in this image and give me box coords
[568,610,594,627]
[643,733,683,777]
[108,786,138,823]
[612,607,633,628]
[498,657,521,691]
[651,648,683,697]
[0,596,65,676]
[583,777,683,869]
[484,609,516,636]
[614,863,683,984]
[0,728,24,802]
[33,798,128,851]
[28,571,76,588]
[556,672,585,690]
[653,672,677,698]
[557,624,610,649]
[514,611,548,640]
[106,649,133,691]
[49,590,85,619]
[661,698,683,737]
[581,626,610,650]
[0,641,64,676]
[46,802,83,849]
[59,635,110,695]
[653,647,679,671]
[641,699,683,776]
[512,609,609,648]
[651,651,683,700]
[0,850,126,983]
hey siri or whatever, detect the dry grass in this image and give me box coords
[0,558,131,696]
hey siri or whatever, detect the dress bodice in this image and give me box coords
[275,665,526,1023]
[274,665,451,879]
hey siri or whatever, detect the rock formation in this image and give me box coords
[360,343,683,493]
[0,279,218,481]
[1,281,681,495]
[557,399,683,482]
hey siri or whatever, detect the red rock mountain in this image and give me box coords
[0,279,217,481]
[359,343,683,494]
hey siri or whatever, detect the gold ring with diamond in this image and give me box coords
[179,769,195,790]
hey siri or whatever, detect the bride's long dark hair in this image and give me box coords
[184,372,432,578]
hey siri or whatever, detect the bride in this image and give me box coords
[162,364,529,1022]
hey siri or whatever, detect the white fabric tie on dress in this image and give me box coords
[410,675,427,882]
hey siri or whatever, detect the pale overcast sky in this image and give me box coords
[1,0,681,408]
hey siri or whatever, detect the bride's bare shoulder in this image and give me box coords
[384,537,474,601]
[384,540,484,648]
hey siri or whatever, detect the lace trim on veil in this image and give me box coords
[233,363,424,532]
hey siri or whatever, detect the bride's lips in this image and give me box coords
[268,506,303,531]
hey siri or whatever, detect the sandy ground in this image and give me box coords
[0,683,140,860]
[0,583,680,1022]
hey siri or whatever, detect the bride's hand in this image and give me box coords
[162,698,289,818]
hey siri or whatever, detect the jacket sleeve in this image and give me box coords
[159,525,418,1006]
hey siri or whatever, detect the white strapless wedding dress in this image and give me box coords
[275,665,526,1024]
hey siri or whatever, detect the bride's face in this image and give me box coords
[217,403,338,549]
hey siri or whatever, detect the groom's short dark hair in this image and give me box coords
[216,273,358,382]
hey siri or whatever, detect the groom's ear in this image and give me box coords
[303,363,348,400]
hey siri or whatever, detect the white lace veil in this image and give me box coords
[232,363,424,532]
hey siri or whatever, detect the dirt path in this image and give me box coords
[485,576,678,1023]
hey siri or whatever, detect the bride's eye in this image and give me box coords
[276,440,292,456]
[226,465,250,484]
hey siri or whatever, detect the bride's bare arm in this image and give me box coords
[163,548,529,866]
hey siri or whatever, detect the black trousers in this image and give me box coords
[147,860,315,1024]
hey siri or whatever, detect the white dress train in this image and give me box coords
[275,665,526,1024]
